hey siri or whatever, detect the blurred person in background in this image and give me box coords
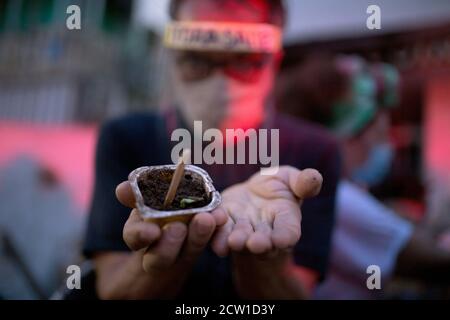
[79,0,341,300]
[0,156,82,299]
[276,54,450,299]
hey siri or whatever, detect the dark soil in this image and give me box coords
[137,168,211,210]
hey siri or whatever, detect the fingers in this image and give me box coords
[211,207,228,227]
[211,216,234,257]
[181,212,216,263]
[290,168,323,199]
[123,201,224,273]
[210,165,319,257]
[142,222,187,272]
[116,181,136,208]
[141,213,218,272]
[123,209,161,251]
[271,206,302,249]
[226,211,300,253]
[228,216,254,251]
[246,221,272,254]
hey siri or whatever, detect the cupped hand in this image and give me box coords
[116,181,227,272]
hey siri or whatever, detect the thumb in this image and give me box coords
[288,168,323,199]
[116,181,136,208]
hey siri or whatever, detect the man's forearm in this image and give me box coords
[94,252,187,299]
[231,253,313,299]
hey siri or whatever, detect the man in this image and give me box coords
[277,55,450,299]
[83,0,340,299]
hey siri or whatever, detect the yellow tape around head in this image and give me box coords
[164,21,282,53]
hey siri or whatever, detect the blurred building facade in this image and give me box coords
[0,0,163,124]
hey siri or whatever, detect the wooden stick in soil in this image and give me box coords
[163,149,191,209]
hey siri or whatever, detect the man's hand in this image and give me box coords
[212,166,322,256]
[210,166,323,299]
[96,181,227,299]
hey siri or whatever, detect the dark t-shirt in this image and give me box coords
[83,111,341,299]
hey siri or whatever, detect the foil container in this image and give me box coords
[128,164,222,220]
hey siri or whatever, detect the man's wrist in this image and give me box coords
[231,251,300,299]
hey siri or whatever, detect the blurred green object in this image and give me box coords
[371,62,400,109]
[0,0,130,34]
[328,56,400,137]
[329,56,377,137]
[180,196,204,208]
[2,0,54,32]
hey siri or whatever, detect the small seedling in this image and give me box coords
[128,148,221,222]
[180,196,204,208]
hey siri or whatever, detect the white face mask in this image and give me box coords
[172,64,274,131]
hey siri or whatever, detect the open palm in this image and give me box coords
[211,166,323,256]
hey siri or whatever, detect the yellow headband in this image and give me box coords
[164,21,282,53]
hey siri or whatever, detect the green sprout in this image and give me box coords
[180,196,204,208]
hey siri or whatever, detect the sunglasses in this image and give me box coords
[173,51,273,83]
